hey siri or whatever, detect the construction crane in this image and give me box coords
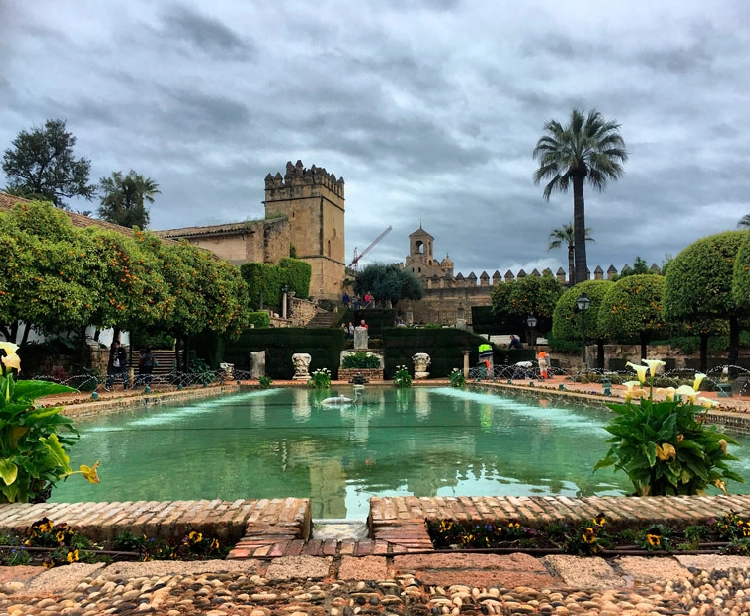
[348,225,392,271]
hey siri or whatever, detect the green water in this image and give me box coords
[49,387,748,519]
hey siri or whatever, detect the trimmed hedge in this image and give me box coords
[381,328,501,379]
[223,328,344,379]
[241,258,312,309]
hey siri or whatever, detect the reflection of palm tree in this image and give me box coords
[534,109,627,285]
[738,214,750,228]
[548,223,594,286]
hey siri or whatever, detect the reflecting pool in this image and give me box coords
[50,387,748,519]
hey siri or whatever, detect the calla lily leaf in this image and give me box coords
[0,459,18,486]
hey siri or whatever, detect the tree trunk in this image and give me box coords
[728,316,740,368]
[567,244,575,287]
[573,175,587,286]
[699,333,709,373]
[639,332,650,362]
[20,322,32,347]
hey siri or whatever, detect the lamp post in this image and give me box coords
[576,292,590,368]
[526,314,537,350]
[281,283,289,320]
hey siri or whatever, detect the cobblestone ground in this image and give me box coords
[1,556,750,615]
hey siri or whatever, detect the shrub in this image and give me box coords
[449,368,466,388]
[308,368,332,389]
[393,365,412,388]
[594,359,743,496]
[341,352,381,369]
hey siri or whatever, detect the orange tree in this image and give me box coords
[0,201,92,345]
[136,234,248,372]
[491,270,564,334]
[597,274,666,360]
[665,231,746,367]
[550,279,613,369]
[82,227,170,342]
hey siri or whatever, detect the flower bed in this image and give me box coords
[425,510,750,556]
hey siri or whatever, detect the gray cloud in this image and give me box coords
[1,0,749,280]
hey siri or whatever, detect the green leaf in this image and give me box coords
[39,434,72,475]
[0,459,18,486]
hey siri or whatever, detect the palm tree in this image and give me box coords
[737,214,750,228]
[548,222,594,286]
[98,171,160,228]
[533,109,627,285]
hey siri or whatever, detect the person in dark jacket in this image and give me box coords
[105,340,129,390]
[138,346,155,386]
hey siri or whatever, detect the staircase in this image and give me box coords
[306,310,338,329]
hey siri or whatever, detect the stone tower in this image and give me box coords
[264,161,345,299]
[405,224,453,278]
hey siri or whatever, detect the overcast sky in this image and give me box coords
[1,1,749,279]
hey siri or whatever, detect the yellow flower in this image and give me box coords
[646,533,661,547]
[715,479,727,495]
[642,358,666,377]
[696,397,715,410]
[582,528,597,543]
[66,549,79,563]
[623,381,647,401]
[0,341,21,373]
[593,513,606,527]
[655,442,676,461]
[626,362,648,384]
[674,384,700,404]
[719,439,728,454]
[656,386,676,401]
[693,373,707,391]
[80,462,100,484]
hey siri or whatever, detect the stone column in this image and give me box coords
[463,350,470,378]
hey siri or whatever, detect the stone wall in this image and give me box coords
[407,286,493,326]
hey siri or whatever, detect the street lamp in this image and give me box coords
[576,292,590,367]
[526,314,537,350]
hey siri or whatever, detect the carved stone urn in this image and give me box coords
[412,352,431,379]
[291,352,312,380]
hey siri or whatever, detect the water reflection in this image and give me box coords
[50,387,749,519]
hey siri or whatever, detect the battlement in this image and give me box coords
[416,262,662,290]
[264,160,345,197]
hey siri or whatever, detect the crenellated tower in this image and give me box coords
[264,160,345,299]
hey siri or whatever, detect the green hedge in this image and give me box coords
[223,328,344,379]
[241,258,312,309]
[381,328,500,378]
[341,308,397,337]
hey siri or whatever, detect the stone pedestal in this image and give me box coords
[413,352,431,380]
[354,327,369,350]
[249,352,265,379]
[292,352,312,380]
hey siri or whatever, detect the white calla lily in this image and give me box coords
[626,361,648,384]
[0,341,21,373]
[656,386,676,401]
[642,358,666,377]
[693,373,706,391]
[674,384,700,404]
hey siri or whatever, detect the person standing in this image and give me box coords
[364,291,374,308]
[342,290,350,308]
[138,346,155,386]
[105,340,129,390]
